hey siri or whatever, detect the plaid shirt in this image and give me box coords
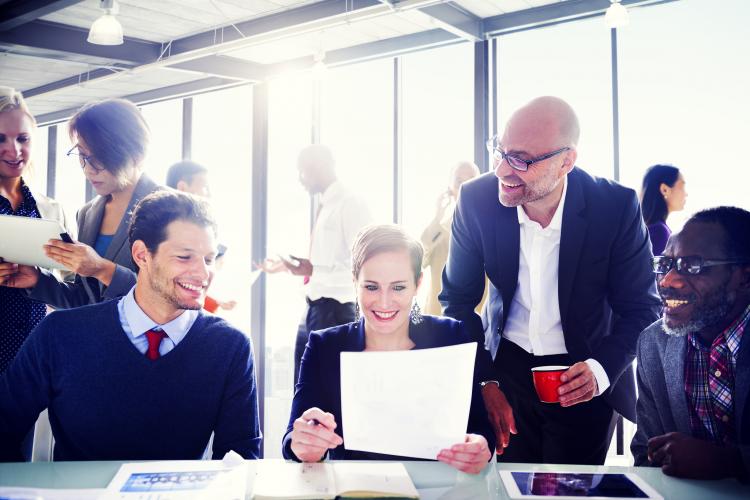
[685,304,750,444]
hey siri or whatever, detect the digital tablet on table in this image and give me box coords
[0,214,72,271]
[499,470,663,500]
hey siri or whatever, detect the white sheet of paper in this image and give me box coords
[340,342,477,459]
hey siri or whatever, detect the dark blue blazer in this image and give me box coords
[439,168,661,422]
[282,315,496,461]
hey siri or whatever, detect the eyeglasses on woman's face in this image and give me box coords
[67,144,105,174]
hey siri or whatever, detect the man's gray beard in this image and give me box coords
[662,296,734,337]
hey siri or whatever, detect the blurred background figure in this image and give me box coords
[420,161,480,316]
[640,164,687,255]
[0,87,73,373]
[259,144,372,385]
[166,159,235,314]
[0,98,160,309]
[166,160,210,197]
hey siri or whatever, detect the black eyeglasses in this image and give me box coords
[67,145,105,173]
[486,135,570,172]
[652,255,749,276]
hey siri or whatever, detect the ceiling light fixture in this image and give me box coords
[605,0,630,28]
[88,0,124,45]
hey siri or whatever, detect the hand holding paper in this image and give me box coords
[436,433,491,474]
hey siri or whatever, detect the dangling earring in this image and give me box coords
[410,299,423,325]
[354,302,361,322]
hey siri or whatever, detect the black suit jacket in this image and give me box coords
[440,168,660,421]
[27,174,163,309]
[282,316,496,460]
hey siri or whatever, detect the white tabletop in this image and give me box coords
[0,459,748,499]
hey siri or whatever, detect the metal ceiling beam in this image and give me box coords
[34,76,243,126]
[418,2,483,42]
[0,0,83,32]
[483,0,677,36]
[265,28,460,78]
[0,20,161,65]
[23,67,124,98]
[170,55,268,82]
[167,0,382,58]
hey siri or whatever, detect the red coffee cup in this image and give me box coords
[531,365,569,403]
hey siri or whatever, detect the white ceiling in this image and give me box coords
[39,0,320,44]
[2,0,572,120]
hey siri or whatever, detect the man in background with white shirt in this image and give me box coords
[261,145,372,385]
[440,96,660,464]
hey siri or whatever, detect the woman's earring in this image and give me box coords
[354,302,361,322]
[410,299,424,325]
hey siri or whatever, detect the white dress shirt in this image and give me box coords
[502,178,610,395]
[307,181,373,303]
[118,287,199,357]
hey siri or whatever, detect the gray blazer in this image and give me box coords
[27,174,162,309]
[631,319,750,475]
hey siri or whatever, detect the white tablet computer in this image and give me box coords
[499,470,663,500]
[0,214,71,271]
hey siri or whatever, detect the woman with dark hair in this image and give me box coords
[0,87,73,372]
[283,224,495,474]
[640,164,687,255]
[0,98,162,308]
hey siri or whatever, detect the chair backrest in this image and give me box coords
[31,409,54,462]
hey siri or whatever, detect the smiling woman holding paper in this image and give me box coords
[283,224,495,474]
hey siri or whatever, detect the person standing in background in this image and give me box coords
[0,87,73,373]
[259,145,372,385]
[640,164,687,256]
[421,161,480,316]
[166,160,210,198]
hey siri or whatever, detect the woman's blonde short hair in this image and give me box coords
[351,224,424,284]
[0,86,35,125]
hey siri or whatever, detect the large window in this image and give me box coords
[320,58,394,224]
[54,122,87,221]
[140,99,183,184]
[400,43,474,306]
[618,0,750,230]
[496,17,614,180]
[26,124,49,196]
[191,85,254,335]
[264,73,314,458]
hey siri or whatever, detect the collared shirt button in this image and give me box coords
[715,370,722,377]
[722,415,729,423]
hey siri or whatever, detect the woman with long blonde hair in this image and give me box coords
[0,87,72,372]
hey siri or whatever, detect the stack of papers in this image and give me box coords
[252,460,419,499]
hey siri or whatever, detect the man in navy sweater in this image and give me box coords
[0,190,261,461]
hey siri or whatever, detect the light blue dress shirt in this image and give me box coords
[117,287,200,357]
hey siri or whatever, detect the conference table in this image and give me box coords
[0,459,748,498]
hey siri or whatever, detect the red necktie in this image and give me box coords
[145,329,167,360]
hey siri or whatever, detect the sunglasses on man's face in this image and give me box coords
[652,255,749,276]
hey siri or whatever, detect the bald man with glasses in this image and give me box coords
[440,96,660,465]
[632,206,750,480]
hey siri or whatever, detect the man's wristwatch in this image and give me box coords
[480,380,500,388]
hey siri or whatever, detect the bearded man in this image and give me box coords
[632,206,750,480]
[0,191,261,461]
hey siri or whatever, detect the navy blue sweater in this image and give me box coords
[282,315,496,461]
[0,300,261,461]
